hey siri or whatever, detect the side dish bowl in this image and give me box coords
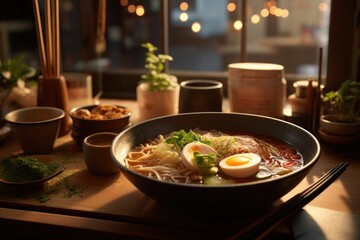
[69,104,132,144]
[111,113,321,214]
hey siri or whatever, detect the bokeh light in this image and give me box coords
[180,2,189,11]
[191,22,201,33]
[180,12,189,22]
[251,14,260,24]
[233,20,243,31]
[227,3,236,12]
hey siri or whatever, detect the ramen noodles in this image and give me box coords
[125,129,303,185]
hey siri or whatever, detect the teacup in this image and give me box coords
[83,132,120,175]
[179,80,223,113]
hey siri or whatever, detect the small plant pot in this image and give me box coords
[320,114,360,136]
[136,82,180,121]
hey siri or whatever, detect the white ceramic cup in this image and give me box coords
[83,132,120,175]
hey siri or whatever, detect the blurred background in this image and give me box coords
[0,0,358,98]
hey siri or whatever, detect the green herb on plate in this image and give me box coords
[0,155,60,183]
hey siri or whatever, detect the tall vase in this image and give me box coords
[37,75,71,136]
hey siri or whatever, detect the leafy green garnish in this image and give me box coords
[193,151,219,175]
[165,129,203,152]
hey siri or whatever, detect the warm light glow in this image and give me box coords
[127,4,136,13]
[227,2,236,12]
[179,12,188,22]
[269,6,277,15]
[265,0,277,8]
[120,0,128,7]
[251,14,260,24]
[319,2,328,12]
[136,5,145,16]
[281,9,289,18]
[180,2,189,11]
[233,20,243,30]
[274,8,282,17]
[191,22,201,33]
[260,8,269,17]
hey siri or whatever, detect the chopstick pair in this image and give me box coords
[33,0,60,79]
[228,161,349,240]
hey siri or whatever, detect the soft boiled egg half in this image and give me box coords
[219,153,261,178]
[181,141,217,171]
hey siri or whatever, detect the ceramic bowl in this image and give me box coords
[69,104,132,144]
[111,112,321,214]
[319,114,360,136]
[5,107,65,154]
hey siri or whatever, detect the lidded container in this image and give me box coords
[228,62,287,119]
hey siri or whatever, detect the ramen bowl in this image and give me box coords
[111,113,320,214]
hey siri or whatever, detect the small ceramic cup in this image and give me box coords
[83,132,120,175]
[5,107,65,154]
[179,80,223,113]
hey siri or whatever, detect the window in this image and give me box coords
[0,0,358,99]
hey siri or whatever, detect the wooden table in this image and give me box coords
[0,99,359,239]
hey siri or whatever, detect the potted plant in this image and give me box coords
[136,42,179,121]
[0,55,38,124]
[319,79,360,142]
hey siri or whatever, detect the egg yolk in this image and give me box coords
[225,155,251,166]
[189,145,200,153]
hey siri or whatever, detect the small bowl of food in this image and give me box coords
[5,107,65,154]
[111,113,320,215]
[69,104,132,144]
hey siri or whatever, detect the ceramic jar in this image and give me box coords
[136,81,180,121]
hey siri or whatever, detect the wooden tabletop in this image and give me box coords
[0,99,359,239]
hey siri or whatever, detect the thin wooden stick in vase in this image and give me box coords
[32,0,48,78]
[45,0,53,78]
[52,0,60,78]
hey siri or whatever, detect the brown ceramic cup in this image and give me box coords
[179,80,223,113]
[83,132,120,175]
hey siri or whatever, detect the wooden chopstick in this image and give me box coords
[306,79,314,131]
[45,0,53,78]
[228,162,349,240]
[33,0,61,79]
[312,47,323,133]
[32,0,48,78]
[53,0,60,78]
